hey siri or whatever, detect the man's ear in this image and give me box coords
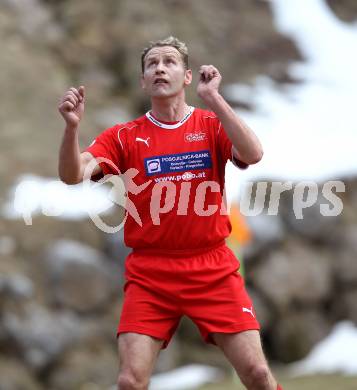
[184,69,192,86]
[140,74,146,90]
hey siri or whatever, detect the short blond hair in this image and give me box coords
[141,36,189,73]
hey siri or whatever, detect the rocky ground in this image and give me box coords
[1,0,357,389]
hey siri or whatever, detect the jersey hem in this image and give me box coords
[131,239,226,258]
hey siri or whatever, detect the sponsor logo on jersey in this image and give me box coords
[242,306,255,318]
[184,132,206,142]
[136,137,150,147]
[182,172,194,181]
[146,159,162,174]
[144,150,212,176]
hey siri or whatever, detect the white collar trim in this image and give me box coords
[145,106,195,129]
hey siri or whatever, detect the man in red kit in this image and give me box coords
[58,37,283,390]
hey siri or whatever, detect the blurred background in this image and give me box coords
[1,0,357,389]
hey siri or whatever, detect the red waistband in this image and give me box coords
[131,240,226,258]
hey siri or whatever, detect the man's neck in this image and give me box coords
[150,95,189,122]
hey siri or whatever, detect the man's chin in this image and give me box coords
[150,91,174,99]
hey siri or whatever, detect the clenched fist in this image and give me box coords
[197,65,222,103]
[58,86,85,128]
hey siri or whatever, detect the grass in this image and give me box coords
[199,373,357,389]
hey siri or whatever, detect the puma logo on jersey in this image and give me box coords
[136,137,150,147]
[242,306,255,318]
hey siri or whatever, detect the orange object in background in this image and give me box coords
[229,204,252,246]
[227,204,252,278]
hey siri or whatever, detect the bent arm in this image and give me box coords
[197,65,263,165]
[206,92,263,165]
[58,124,101,184]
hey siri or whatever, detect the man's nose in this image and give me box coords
[155,61,165,74]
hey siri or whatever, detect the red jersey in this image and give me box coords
[85,107,247,253]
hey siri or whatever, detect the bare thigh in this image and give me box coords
[118,332,164,387]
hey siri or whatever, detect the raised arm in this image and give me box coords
[197,65,263,165]
[58,86,101,184]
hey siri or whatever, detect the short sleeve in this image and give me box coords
[216,121,249,170]
[84,125,121,180]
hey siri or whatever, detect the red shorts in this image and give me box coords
[117,243,260,348]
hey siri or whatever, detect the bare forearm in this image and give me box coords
[58,125,82,184]
[204,92,263,164]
